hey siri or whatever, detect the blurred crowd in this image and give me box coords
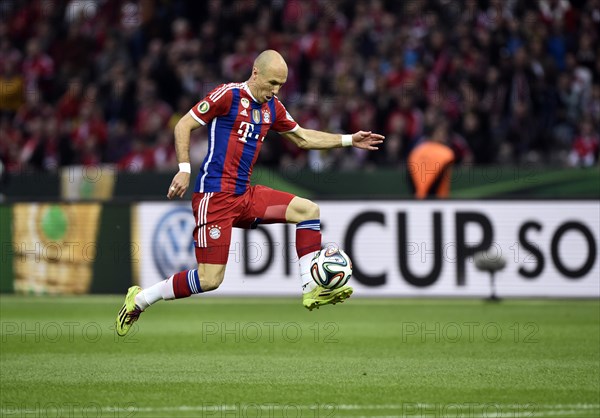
[1,0,599,174]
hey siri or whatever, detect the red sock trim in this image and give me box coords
[172,270,192,299]
[296,229,321,258]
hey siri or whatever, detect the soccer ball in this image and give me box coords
[310,244,352,289]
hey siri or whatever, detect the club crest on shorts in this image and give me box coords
[208,225,222,240]
[241,98,250,108]
[263,109,271,123]
[252,109,261,124]
[197,101,210,114]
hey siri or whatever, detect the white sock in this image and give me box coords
[134,276,176,311]
[299,251,319,293]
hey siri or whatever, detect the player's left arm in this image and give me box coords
[282,127,384,150]
[272,98,383,150]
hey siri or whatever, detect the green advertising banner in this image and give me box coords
[0,204,13,293]
[90,203,133,294]
[12,203,102,294]
[4,202,133,295]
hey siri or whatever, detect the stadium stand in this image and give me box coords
[0,0,598,173]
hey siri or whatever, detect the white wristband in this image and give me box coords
[178,162,191,173]
[341,134,353,147]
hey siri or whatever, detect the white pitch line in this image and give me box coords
[362,413,598,418]
[93,403,599,412]
[2,403,599,416]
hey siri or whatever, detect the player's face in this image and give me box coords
[254,65,287,103]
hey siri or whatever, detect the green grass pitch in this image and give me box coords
[1,296,598,417]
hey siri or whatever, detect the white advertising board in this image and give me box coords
[135,201,599,297]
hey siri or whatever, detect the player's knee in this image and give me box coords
[199,271,225,292]
[302,200,320,220]
[287,197,320,223]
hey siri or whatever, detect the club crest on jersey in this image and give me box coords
[208,225,222,240]
[263,109,271,123]
[241,98,250,108]
[252,109,261,124]
[197,101,210,114]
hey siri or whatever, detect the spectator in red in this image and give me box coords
[151,130,177,171]
[538,0,577,31]
[19,114,66,171]
[71,103,108,162]
[21,38,54,95]
[0,115,23,172]
[56,77,84,122]
[13,87,44,129]
[78,134,103,166]
[386,55,412,90]
[6,0,43,43]
[387,89,423,157]
[117,139,156,172]
[19,116,44,170]
[134,81,173,139]
[568,119,600,167]
[41,115,71,169]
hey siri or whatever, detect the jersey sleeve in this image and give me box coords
[189,84,233,125]
[271,98,299,133]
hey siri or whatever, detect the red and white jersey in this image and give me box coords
[189,82,298,194]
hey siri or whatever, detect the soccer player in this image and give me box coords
[116,50,384,336]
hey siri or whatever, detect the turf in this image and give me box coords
[1,296,598,417]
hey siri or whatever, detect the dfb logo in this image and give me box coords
[152,207,196,278]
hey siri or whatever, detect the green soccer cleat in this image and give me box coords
[303,285,353,311]
[115,286,143,336]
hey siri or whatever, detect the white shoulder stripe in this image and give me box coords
[211,82,245,102]
[208,84,229,100]
[209,82,245,102]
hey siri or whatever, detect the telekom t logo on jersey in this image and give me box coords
[237,121,264,143]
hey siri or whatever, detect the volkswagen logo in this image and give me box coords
[152,207,197,278]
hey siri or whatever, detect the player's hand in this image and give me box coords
[352,131,385,150]
[167,172,190,199]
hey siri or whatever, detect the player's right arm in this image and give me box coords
[167,84,233,199]
[167,113,201,199]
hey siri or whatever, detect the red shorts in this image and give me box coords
[191,185,295,264]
